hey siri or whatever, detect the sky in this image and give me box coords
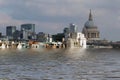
[0,0,120,41]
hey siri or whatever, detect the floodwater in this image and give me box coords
[0,48,120,80]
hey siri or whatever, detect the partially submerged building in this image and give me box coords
[64,23,86,48]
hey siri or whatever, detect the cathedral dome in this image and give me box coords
[82,10,100,41]
[85,20,94,28]
[84,9,95,28]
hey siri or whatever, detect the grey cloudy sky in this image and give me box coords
[0,0,120,41]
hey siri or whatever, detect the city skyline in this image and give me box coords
[0,0,120,41]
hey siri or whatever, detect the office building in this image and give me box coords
[69,23,77,33]
[21,24,36,40]
[21,24,35,32]
[6,26,16,39]
[37,32,52,42]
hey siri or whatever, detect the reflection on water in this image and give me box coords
[0,48,120,80]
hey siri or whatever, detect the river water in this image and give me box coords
[0,48,120,80]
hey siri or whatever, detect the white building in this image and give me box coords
[64,24,86,48]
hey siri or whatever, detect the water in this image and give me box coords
[0,48,120,80]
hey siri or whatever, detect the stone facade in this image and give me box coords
[82,10,100,41]
[64,24,86,48]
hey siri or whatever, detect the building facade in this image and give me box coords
[69,23,77,33]
[64,24,86,48]
[21,24,35,32]
[37,32,52,42]
[82,10,100,41]
[6,26,16,40]
[13,30,21,40]
[21,24,36,40]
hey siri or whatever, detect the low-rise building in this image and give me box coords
[37,32,52,42]
[64,24,86,48]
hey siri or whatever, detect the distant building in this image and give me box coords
[63,24,77,42]
[0,35,7,41]
[63,27,69,34]
[6,26,16,40]
[13,30,21,40]
[0,32,2,38]
[47,34,52,43]
[37,32,52,42]
[21,24,36,40]
[69,23,77,33]
[52,33,64,42]
[0,32,5,41]
[21,24,35,32]
[63,28,70,41]
[64,23,86,48]
[82,10,100,41]
[37,32,48,42]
